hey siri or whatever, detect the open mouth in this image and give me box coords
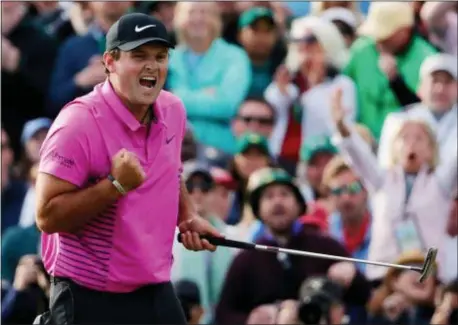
[407,153,417,161]
[139,76,157,89]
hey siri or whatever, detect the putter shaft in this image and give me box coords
[176,233,427,274]
[256,245,422,272]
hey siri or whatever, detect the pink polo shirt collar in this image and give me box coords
[99,79,167,131]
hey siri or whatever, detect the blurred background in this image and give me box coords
[1,1,457,324]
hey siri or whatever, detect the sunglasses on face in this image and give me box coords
[237,115,274,126]
[330,181,363,196]
[186,181,213,194]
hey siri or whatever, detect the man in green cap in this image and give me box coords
[226,132,274,227]
[234,132,274,182]
[298,136,337,203]
[237,6,286,97]
[215,167,371,324]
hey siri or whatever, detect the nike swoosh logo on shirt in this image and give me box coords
[135,24,156,33]
[166,135,175,144]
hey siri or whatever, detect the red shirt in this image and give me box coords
[279,74,309,162]
[342,213,370,255]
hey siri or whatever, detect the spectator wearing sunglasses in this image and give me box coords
[172,163,235,324]
[323,156,371,274]
[231,96,276,143]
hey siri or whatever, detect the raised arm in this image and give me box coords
[324,76,358,134]
[331,88,384,193]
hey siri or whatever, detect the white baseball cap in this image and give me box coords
[420,54,458,80]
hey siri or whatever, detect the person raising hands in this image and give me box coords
[330,87,457,284]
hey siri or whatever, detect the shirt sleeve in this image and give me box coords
[38,105,92,187]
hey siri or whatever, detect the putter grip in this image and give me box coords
[177,233,256,250]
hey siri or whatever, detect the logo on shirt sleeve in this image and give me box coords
[50,150,76,168]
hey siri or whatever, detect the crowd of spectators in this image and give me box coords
[1,1,457,324]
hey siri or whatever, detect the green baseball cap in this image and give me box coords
[236,132,270,156]
[300,136,337,162]
[247,167,307,218]
[238,6,275,29]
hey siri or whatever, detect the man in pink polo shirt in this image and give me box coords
[34,13,221,324]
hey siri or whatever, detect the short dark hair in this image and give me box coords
[238,96,277,122]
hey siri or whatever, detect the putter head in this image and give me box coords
[418,248,438,283]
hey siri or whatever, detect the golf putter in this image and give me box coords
[417,247,438,283]
[177,234,438,283]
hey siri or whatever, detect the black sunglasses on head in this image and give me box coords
[237,115,274,126]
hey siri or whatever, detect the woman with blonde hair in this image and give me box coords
[168,2,252,154]
[264,15,356,173]
[331,88,457,284]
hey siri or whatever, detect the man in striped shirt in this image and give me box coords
[34,13,221,324]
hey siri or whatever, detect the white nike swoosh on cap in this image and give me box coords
[135,24,156,32]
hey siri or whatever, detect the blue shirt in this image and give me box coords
[48,24,105,115]
[328,212,371,274]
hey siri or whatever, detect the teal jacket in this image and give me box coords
[1,225,40,283]
[168,38,252,154]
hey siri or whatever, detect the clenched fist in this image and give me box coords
[111,149,145,192]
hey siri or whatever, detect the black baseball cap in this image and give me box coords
[106,13,174,51]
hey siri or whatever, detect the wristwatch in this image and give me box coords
[108,174,127,195]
